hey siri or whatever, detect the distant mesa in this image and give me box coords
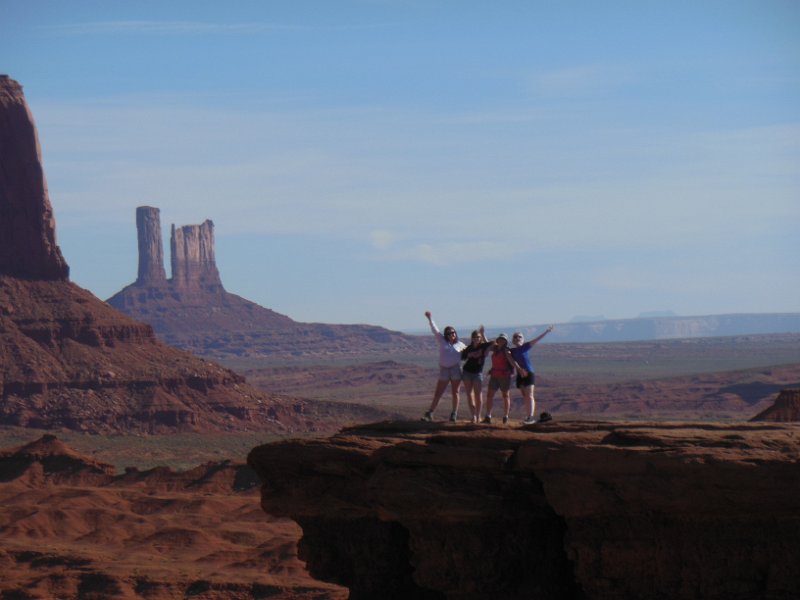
[517,312,800,343]
[0,75,315,434]
[569,315,606,323]
[108,207,423,359]
[750,389,800,422]
[638,310,677,318]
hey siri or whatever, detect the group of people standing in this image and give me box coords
[421,311,554,425]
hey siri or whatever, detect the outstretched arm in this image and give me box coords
[425,311,440,336]
[529,325,554,346]
[504,349,526,376]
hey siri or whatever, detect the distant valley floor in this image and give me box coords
[240,333,800,422]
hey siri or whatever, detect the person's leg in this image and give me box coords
[463,379,476,421]
[449,378,461,416]
[474,380,483,423]
[526,384,536,419]
[502,389,511,421]
[483,385,496,422]
[427,379,449,413]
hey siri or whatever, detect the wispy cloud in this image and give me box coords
[46,21,297,36]
[530,64,635,96]
[36,97,799,270]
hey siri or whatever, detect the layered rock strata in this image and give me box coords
[249,420,800,600]
[0,76,315,433]
[0,75,69,280]
[750,389,800,422]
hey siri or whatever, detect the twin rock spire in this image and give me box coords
[135,206,222,290]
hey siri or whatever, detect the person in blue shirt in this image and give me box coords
[509,325,554,424]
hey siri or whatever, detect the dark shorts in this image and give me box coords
[488,374,511,392]
[462,370,483,382]
[516,373,535,388]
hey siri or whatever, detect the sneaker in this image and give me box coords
[502,416,509,425]
[522,415,536,425]
[539,412,553,423]
[449,412,458,422]
[482,415,492,424]
[421,411,433,422]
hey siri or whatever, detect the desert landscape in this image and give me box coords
[2,2,799,597]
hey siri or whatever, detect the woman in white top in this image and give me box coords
[421,311,466,422]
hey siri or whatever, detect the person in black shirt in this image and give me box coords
[460,326,494,423]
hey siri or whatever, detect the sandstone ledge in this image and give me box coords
[248,420,800,600]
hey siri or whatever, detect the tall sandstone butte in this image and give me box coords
[0,75,69,280]
[170,219,223,290]
[135,205,167,285]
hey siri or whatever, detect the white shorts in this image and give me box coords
[438,365,462,381]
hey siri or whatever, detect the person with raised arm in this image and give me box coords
[510,325,554,424]
[460,325,494,423]
[421,311,466,422]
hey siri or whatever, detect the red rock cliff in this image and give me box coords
[248,421,800,600]
[0,75,69,280]
[0,77,315,434]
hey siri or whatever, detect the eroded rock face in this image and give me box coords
[0,75,69,281]
[135,206,167,285]
[248,421,800,600]
[750,389,800,422]
[170,219,223,290]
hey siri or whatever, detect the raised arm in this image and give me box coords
[425,311,441,336]
[529,325,554,346]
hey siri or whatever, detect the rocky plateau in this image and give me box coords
[249,419,800,600]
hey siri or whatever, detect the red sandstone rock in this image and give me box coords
[0,77,323,434]
[750,389,800,422]
[136,205,168,285]
[0,75,69,280]
[170,219,223,290]
[248,421,800,600]
[107,206,425,359]
[0,436,348,599]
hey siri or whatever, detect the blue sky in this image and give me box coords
[3,0,799,331]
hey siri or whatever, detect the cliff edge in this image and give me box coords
[248,420,800,600]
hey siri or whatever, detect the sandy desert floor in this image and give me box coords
[0,436,347,599]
